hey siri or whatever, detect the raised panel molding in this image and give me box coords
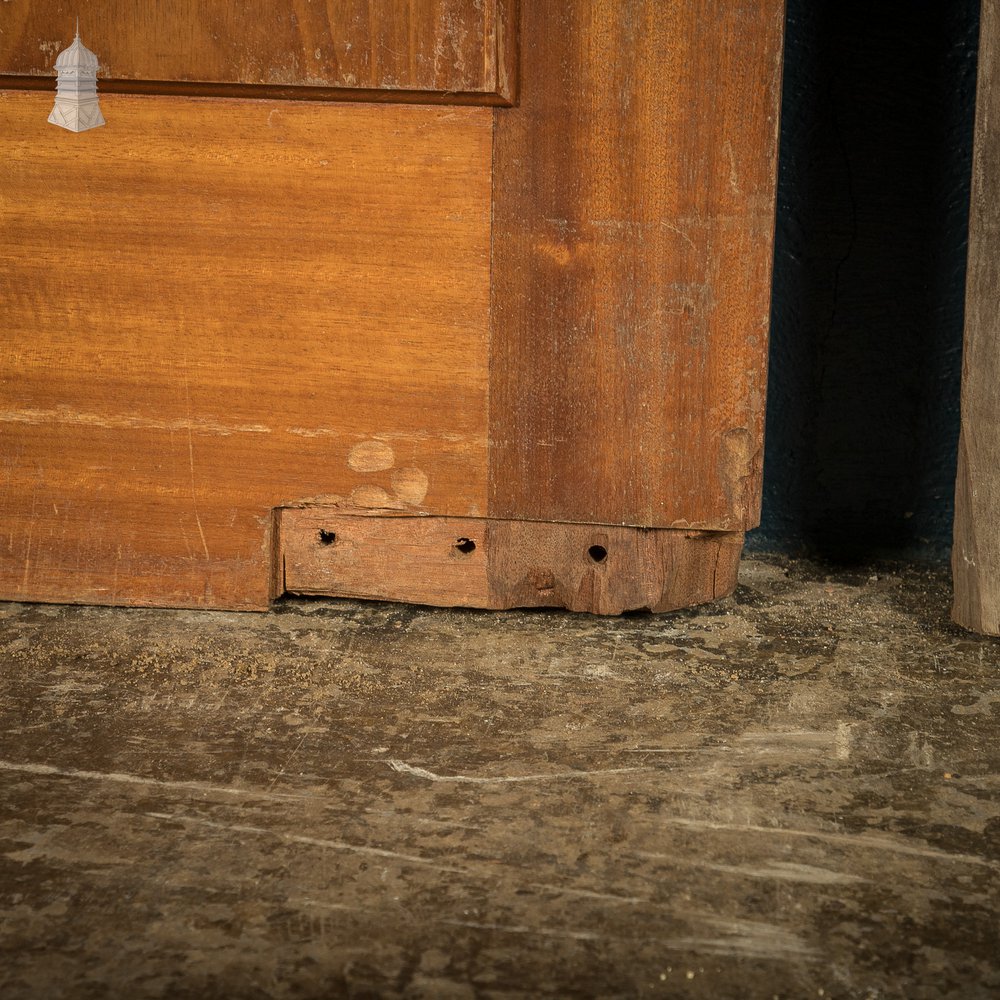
[0,1,517,105]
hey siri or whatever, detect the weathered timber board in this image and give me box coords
[953,0,1000,634]
[281,509,743,615]
[0,91,492,610]
[489,0,786,530]
[0,0,517,103]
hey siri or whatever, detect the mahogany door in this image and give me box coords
[0,1,786,614]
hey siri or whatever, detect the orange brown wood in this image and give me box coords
[489,0,786,530]
[280,509,743,615]
[1,3,786,616]
[0,0,517,104]
[0,91,492,610]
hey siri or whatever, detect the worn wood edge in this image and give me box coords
[951,0,998,636]
[744,2,789,531]
[490,0,520,105]
[951,436,995,634]
[0,588,271,615]
[269,507,285,605]
[279,509,743,616]
[0,75,515,107]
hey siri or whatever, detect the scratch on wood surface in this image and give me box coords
[670,917,819,961]
[364,807,483,832]
[442,919,601,942]
[687,860,867,886]
[146,812,466,873]
[0,407,271,437]
[442,916,816,958]
[183,377,211,561]
[284,897,366,914]
[19,508,35,591]
[640,818,999,870]
[586,218,702,256]
[736,729,841,749]
[0,758,306,803]
[661,220,698,252]
[528,883,645,905]
[387,759,647,784]
[265,731,310,792]
[186,424,211,562]
[285,426,467,444]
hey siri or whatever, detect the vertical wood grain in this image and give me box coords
[953,0,1000,634]
[489,1,786,530]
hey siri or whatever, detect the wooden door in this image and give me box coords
[0,2,786,614]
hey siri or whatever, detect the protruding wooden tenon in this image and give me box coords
[279,509,743,616]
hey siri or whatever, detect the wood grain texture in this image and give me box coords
[0,91,492,610]
[0,0,516,102]
[485,521,743,615]
[953,0,1000,635]
[489,0,785,530]
[281,509,743,615]
[281,509,492,608]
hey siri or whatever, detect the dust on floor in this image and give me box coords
[0,557,998,998]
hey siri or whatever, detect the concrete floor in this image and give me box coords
[0,556,998,999]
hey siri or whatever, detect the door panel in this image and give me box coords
[0,92,492,609]
[0,1,516,103]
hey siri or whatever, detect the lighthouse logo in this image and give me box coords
[49,22,106,133]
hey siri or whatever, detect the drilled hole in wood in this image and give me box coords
[455,537,477,555]
[588,544,608,563]
[318,529,337,546]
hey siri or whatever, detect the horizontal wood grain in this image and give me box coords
[489,0,786,530]
[0,91,492,610]
[281,510,492,608]
[281,509,743,615]
[0,0,516,102]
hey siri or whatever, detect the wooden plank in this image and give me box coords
[489,0,785,530]
[486,522,742,615]
[0,0,516,103]
[281,509,492,608]
[281,509,743,615]
[953,0,1000,635]
[0,91,492,610]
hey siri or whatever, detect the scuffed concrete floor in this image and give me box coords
[1,557,998,999]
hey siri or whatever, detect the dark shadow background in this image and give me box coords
[747,0,981,563]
